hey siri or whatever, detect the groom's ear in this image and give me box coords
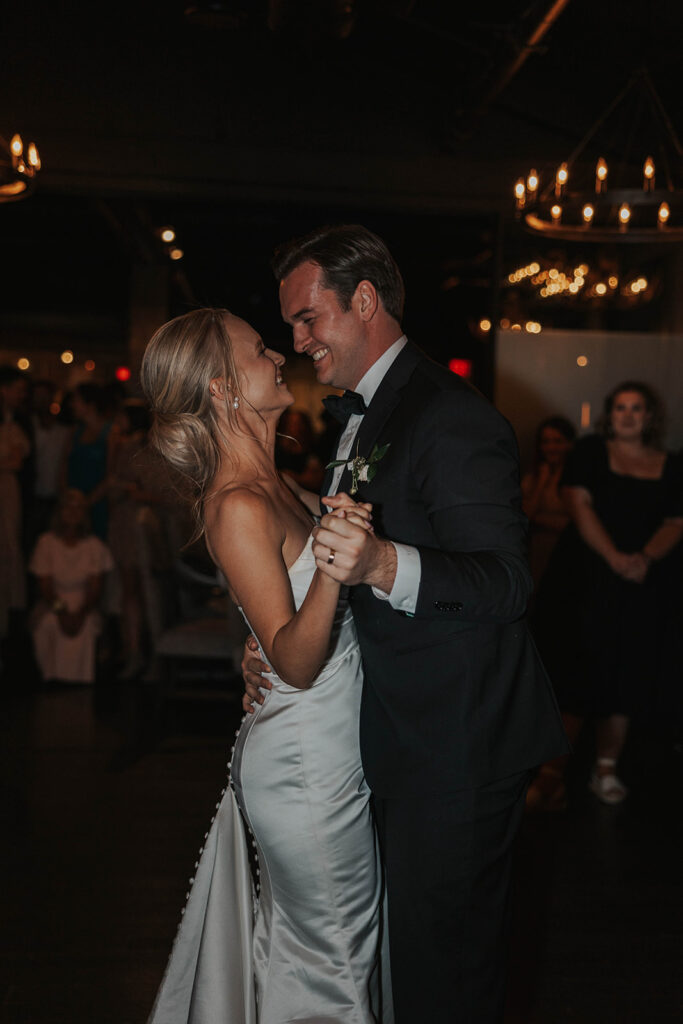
[354,279,379,321]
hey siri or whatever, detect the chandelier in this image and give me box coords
[0,131,41,202]
[513,70,683,242]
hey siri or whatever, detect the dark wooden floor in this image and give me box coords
[2,655,683,1023]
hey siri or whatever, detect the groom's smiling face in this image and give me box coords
[279,261,368,391]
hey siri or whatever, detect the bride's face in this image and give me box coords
[226,315,294,416]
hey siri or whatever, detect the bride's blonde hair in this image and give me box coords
[140,308,241,531]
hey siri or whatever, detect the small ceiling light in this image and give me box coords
[479,319,492,332]
[577,355,589,367]
[169,247,184,261]
[608,276,619,288]
[595,283,607,295]
[84,359,96,372]
[60,350,74,364]
[17,357,30,370]
[160,227,176,243]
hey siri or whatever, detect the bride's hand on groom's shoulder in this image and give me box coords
[241,634,272,714]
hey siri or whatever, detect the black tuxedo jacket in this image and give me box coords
[321,342,568,797]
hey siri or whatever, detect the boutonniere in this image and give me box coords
[327,442,390,495]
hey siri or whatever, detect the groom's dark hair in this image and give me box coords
[272,224,405,322]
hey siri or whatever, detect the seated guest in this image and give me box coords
[29,489,114,685]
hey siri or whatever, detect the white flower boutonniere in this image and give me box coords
[327,442,391,495]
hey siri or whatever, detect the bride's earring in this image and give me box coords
[232,395,240,410]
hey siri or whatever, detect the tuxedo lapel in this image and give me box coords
[335,342,422,496]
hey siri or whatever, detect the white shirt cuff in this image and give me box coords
[371,542,420,614]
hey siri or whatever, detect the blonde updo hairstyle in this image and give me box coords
[140,308,241,531]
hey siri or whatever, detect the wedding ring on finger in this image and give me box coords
[327,549,336,565]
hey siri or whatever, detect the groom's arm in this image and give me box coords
[316,389,532,624]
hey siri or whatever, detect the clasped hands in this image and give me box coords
[241,491,396,713]
[609,550,650,584]
[312,493,391,589]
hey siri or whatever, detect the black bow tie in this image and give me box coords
[322,390,367,425]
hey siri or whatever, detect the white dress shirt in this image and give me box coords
[326,335,420,614]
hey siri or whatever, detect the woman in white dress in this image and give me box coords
[29,488,114,684]
[141,308,391,1024]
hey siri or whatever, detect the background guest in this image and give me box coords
[29,489,114,685]
[275,407,325,492]
[532,382,683,807]
[521,415,576,589]
[62,383,116,540]
[0,366,32,644]
[107,398,171,679]
[28,379,71,546]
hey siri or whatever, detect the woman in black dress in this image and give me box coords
[533,382,683,805]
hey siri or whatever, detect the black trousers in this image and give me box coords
[373,770,531,1024]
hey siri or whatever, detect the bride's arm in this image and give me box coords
[208,489,340,689]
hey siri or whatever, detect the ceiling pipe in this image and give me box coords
[466,0,572,125]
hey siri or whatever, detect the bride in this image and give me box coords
[140,308,391,1024]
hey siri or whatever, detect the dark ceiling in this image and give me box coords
[2,0,683,378]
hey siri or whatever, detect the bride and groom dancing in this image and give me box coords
[141,224,567,1024]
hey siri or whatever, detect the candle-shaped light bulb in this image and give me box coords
[596,157,608,193]
[550,204,562,222]
[514,178,526,208]
[27,143,40,171]
[527,169,539,193]
[618,203,631,228]
[582,204,594,223]
[10,134,23,158]
[658,201,670,227]
[555,162,568,197]
[643,156,655,191]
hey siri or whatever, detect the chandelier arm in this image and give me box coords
[564,76,637,169]
[615,91,645,190]
[643,73,683,161]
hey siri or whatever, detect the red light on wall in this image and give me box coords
[448,358,473,379]
[115,365,131,382]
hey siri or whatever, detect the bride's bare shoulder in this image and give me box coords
[204,483,282,551]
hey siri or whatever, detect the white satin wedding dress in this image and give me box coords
[148,534,392,1024]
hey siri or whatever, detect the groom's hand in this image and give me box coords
[313,512,397,592]
[241,634,272,714]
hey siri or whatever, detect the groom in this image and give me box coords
[243,224,568,1022]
